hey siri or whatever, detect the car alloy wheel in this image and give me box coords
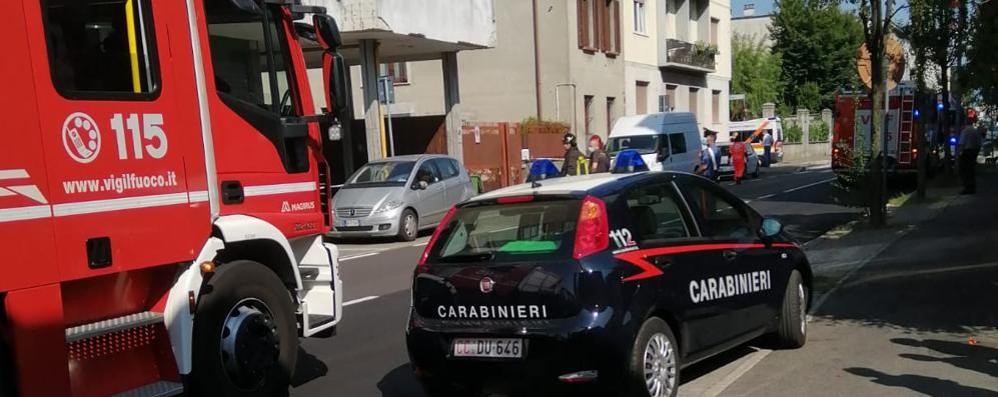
[404,214,416,239]
[643,333,676,397]
[798,282,807,335]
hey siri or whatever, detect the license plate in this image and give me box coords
[343,219,360,227]
[452,338,523,358]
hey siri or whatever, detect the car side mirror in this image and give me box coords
[760,218,783,239]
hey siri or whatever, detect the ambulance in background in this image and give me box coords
[832,82,918,174]
[729,117,784,164]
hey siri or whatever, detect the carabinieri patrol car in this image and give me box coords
[406,152,812,397]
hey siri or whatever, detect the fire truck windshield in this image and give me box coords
[205,0,299,117]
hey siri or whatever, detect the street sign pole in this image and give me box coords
[380,76,397,157]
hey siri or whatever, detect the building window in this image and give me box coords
[44,0,161,99]
[633,0,646,34]
[579,0,621,54]
[666,85,677,112]
[635,81,649,114]
[379,62,409,85]
[712,90,721,124]
[606,97,616,133]
[689,87,699,118]
[584,95,595,136]
[710,18,719,46]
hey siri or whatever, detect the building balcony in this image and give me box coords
[660,38,716,73]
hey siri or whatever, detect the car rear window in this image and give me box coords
[425,199,581,264]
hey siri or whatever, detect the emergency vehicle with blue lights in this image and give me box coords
[406,152,813,397]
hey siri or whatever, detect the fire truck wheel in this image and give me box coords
[191,260,298,397]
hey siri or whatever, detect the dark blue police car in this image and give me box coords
[406,152,812,397]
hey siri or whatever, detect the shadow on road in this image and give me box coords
[292,346,329,387]
[844,367,998,396]
[377,364,424,397]
[326,230,433,245]
[680,344,759,385]
[893,338,998,379]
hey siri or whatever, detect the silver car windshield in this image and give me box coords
[346,161,416,187]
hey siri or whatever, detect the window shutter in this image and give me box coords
[613,0,621,53]
[578,0,588,49]
[599,0,609,51]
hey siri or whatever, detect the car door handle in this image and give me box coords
[648,256,671,268]
[722,250,738,261]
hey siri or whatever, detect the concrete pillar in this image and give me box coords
[798,109,810,145]
[822,109,833,154]
[762,103,776,119]
[359,39,383,162]
[442,52,464,163]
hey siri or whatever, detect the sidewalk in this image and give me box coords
[717,165,998,396]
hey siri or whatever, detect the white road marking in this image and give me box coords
[781,177,836,194]
[701,348,773,397]
[341,252,379,261]
[756,193,777,200]
[412,241,429,247]
[344,296,379,306]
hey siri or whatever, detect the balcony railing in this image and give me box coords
[663,39,716,72]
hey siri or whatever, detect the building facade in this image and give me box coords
[347,0,627,143]
[623,0,732,141]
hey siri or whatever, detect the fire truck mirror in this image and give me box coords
[313,14,342,50]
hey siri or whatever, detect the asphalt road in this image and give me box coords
[294,165,855,397]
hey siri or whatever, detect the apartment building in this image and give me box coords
[623,0,731,140]
[355,0,626,142]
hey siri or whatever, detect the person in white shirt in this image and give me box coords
[958,122,984,194]
[762,130,774,167]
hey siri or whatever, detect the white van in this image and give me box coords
[607,112,702,172]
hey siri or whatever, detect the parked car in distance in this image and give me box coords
[331,154,473,241]
[717,142,761,179]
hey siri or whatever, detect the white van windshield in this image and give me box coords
[607,135,661,155]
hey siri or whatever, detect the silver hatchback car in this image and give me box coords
[330,154,473,241]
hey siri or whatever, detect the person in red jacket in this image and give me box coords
[730,131,747,184]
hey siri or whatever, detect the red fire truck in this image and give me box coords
[1,1,349,396]
[832,82,919,173]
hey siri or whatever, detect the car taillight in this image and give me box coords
[497,195,535,204]
[418,206,458,268]
[573,196,608,260]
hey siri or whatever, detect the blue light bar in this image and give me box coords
[528,159,560,181]
[612,149,650,173]
[949,136,958,145]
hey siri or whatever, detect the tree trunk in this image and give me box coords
[867,0,886,228]
[940,62,951,174]
[916,90,928,199]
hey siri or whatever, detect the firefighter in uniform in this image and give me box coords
[560,133,586,176]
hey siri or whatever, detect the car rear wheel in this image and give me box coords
[627,318,678,397]
[398,209,418,242]
[191,261,298,397]
[774,270,807,348]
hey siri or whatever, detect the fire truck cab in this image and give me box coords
[1,1,348,396]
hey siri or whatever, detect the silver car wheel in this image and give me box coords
[404,213,416,239]
[643,333,676,397]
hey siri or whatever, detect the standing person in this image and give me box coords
[730,131,747,184]
[958,122,983,194]
[560,133,585,176]
[762,130,774,167]
[697,133,719,182]
[588,135,611,173]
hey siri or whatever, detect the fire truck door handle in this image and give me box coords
[221,180,244,204]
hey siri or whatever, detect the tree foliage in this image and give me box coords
[731,34,782,118]
[770,0,864,110]
[963,0,998,117]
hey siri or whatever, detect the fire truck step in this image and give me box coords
[309,314,335,329]
[65,311,164,343]
[110,380,183,397]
